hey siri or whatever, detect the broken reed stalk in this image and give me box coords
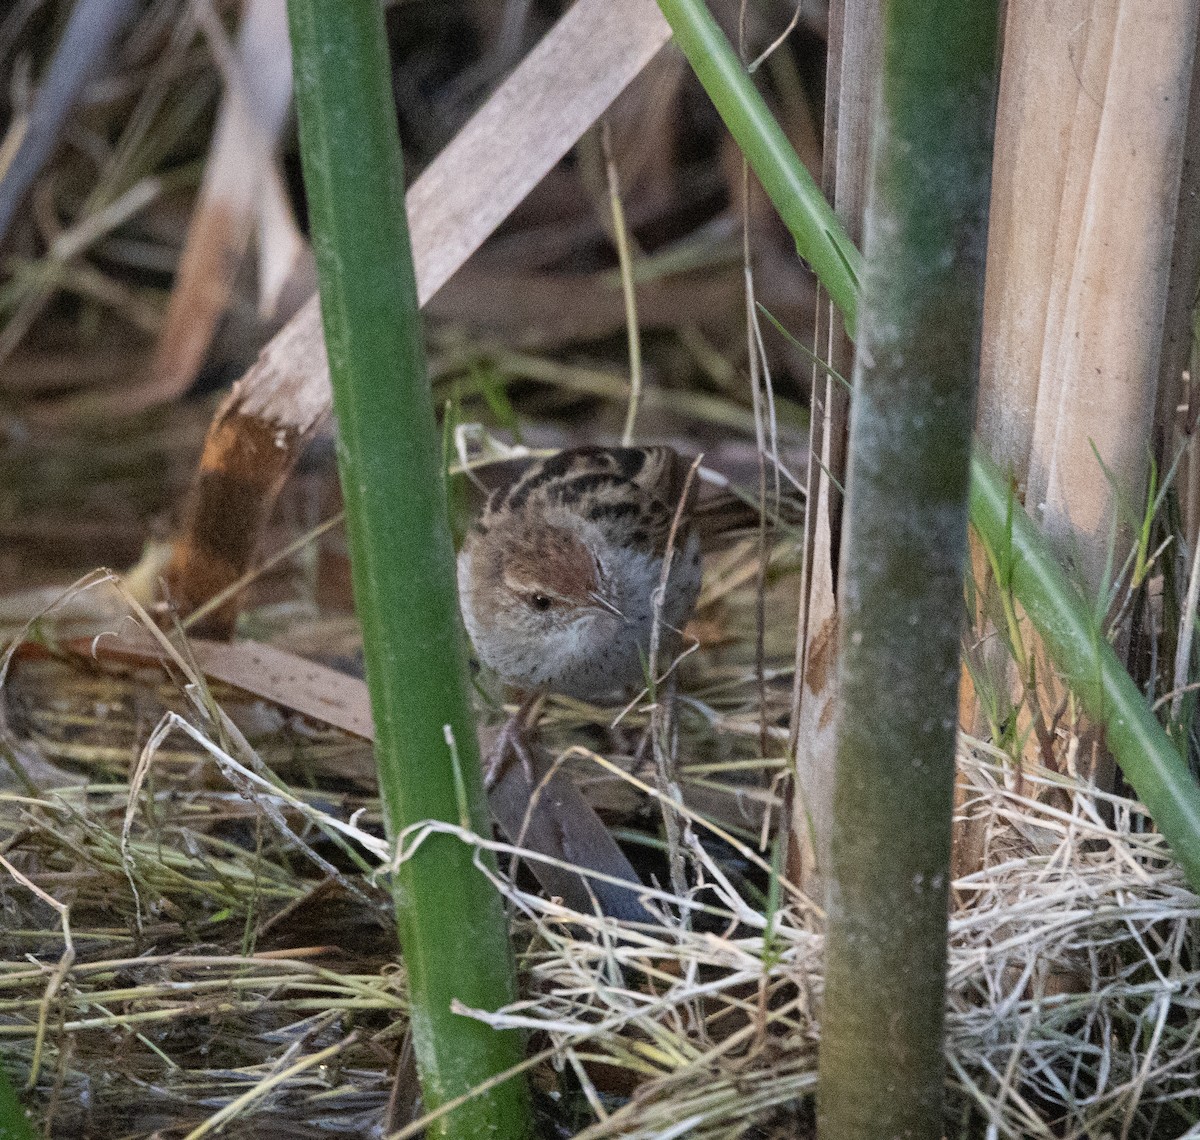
[284,2,529,1136]
[653,0,1200,894]
[817,2,999,1135]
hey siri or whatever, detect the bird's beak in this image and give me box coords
[587,591,626,620]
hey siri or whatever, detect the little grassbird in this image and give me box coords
[457,445,703,704]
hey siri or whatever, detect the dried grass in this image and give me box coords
[2,7,1196,1136]
[1,584,1197,1137]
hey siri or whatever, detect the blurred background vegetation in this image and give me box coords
[0,0,822,598]
[2,2,1199,1137]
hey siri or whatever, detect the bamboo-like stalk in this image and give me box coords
[817,3,999,1134]
[284,3,529,1137]
[971,2,1200,797]
[653,0,1200,898]
[981,0,1198,594]
[0,1064,34,1140]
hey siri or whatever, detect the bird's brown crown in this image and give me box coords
[499,522,599,606]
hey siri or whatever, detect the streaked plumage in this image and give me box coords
[457,446,703,700]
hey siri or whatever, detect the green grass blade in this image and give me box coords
[285,1,529,1135]
[971,450,1200,884]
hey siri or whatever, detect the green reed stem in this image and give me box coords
[285,2,529,1135]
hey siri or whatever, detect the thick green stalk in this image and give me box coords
[0,1064,34,1140]
[654,0,1200,898]
[817,4,998,1135]
[285,3,529,1136]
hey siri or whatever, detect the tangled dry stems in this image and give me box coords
[1,642,1197,1139]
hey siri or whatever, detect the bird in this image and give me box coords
[457,445,703,709]
[457,443,801,787]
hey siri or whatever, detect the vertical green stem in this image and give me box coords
[654,11,1200,1131]
[818,4,999,1136]
[285,3,529,1136]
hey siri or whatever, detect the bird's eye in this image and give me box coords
[531,593,553,612]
